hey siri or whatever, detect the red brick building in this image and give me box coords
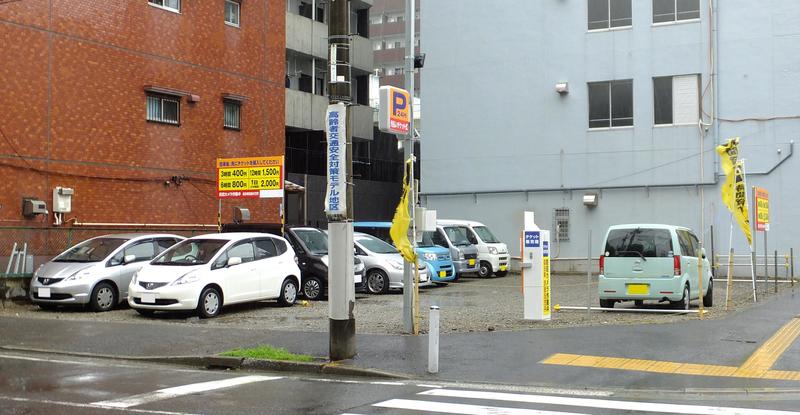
[0,0,285,235]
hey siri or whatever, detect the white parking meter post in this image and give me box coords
[522,213,551,321]
[428,305,440,373]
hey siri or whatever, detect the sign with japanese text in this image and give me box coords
[524,231,540,248]
[378,86,410,135]
[325,103,347,217]
[216,156,283,199]
[755,187,769,232]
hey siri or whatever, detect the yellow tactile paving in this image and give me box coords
[541,318,800,381]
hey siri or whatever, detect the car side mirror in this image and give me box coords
[227,257,242,267]
[123,254,136,264]
[700,248,707,259]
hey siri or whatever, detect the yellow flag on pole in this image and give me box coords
[390,158,417,263]
[716,137,739,213]
[732,161,752,246]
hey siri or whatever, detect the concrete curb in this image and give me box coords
[0,345,410,379]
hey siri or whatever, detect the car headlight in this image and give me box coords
[64,268,93,282]
[387,259,403,270]
[355,262,365,272]
[488,246,498,255]
[458,251,465,260]
[131,272,139,284]
[171,270,199,286]
[423,253,437,261]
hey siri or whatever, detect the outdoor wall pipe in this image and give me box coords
[421,180,720,198]
[554,305,703,314]
[73,222,218,228]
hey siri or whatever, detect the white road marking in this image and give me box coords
[91,375,282,408]
[0,395,198,415]
[0,352,145,368]
[369,381,404,386]
[420,389,800,415]
[374,399,589,415]
[416,383,443,388]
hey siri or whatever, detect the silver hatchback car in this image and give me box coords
[354,232,429,294]
[29,233,185,311]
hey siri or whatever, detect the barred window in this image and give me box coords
[224,100,241,130]
[554,208,570,242]
[146,94,180,125]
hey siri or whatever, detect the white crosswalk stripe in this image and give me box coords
[356,388,800,415]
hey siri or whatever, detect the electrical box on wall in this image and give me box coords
[22,198,48,217]
[53,187,74,213]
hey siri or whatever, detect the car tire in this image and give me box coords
[478,261,492,278]
[599,299,614,309]
[90,282,117,312]
[278,278,298,307]
[673,284,690,310]
[495,270,508,277]
[197,286,222,318]
[365,269,389,295]
[703,279,713,307]
[135,308,155,317]
[303,276,324,301]
[634,300,644,307]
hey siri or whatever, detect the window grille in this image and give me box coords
[224,100,241,130]
[146,94,180,125]
[554,208,570,242]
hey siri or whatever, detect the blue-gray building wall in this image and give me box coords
[420,0,799,265]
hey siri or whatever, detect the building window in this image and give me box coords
[588,0,631,30]
[653,75,699,125]
[148,0,180,13]
[146,94,180,125]
[653,0,700,24]
[588,80,633,128]
[225,0,240,27]
[554,208,570,242]
[373,41,382,51]
[223,100,241,130]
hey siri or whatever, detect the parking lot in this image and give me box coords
[2,272,794,335]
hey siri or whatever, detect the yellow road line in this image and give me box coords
[541,317,800,381]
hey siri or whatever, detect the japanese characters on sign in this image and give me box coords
[755,187,770,232]
[325,103,347,217]
[217,156,284,199]
[378,86,411,135]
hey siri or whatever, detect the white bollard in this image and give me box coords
[428,305,439,373]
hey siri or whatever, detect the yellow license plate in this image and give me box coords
[500,265,507,271]
[626,284,649,295]
[468,259,475,266]
[439,271,446,277]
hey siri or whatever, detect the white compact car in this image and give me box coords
[129,233,301,318]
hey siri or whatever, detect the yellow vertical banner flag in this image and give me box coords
[732,161,752,246]
[716,137,739,213]
[390,158,417,263]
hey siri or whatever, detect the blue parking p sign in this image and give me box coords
[524,231,540,248]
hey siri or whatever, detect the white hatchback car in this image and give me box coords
[128,233,301,318]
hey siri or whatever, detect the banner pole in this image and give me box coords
[741,161,757,302]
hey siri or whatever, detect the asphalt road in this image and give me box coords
[2,351,799,415]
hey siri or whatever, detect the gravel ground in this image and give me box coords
[1,273,796,334]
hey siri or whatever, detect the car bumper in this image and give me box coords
[598,275,684,302]
[453,259,479,274]
[388,268,429,289]
[480,254,509,272]
[427,263,455,282]
[128,283,200,310]
[29,279,92,305]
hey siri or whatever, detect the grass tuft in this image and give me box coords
[220,345,315,362]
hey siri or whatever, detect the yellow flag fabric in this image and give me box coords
[390,158,417,263]
[732,161,752,246]
[716,137,739,213]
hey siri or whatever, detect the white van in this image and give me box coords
[438,220,509,277]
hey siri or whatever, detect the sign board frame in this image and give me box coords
[755,187,769,232]
[378,86,411,135]
[216,156,284,199]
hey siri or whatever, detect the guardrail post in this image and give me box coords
[428,305,439,374]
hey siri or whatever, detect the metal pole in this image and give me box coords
[774,250,778,293]
[791,248,795,287]
[402,0,416,334]
[763,229,768,294]
[710,225,716,279]
[697,247,704,319]
[746,172,757,302]
[428,305,439,373]
[327,0,355,360]
[587,230,592,315]
[725,248,734,311]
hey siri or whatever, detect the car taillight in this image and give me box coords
[599,255,605,275]
[674,255,681,276]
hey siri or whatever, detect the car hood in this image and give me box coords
[36,262,99,279]
[136,264,206,283]
[416,246,449,255]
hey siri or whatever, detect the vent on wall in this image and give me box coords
[554,208,569,242]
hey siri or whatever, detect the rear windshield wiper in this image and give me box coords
[617,250,647,261]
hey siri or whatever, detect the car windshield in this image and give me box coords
[356,235,398,254]
[605,228,673,258]
[53,237,127,262]
[473,226,500,243]
[152,239,228,265]
[418,231,436,248]
[294,229,328,255]
[444,226,471,246]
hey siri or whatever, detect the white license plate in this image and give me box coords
[354,273,362,284]
[39,288,51,298]
[141,293,156,304]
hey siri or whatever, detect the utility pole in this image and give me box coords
[327,0,355,360]
[401,0,417,334]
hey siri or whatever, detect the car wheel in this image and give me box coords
[90,282,117,312]
[278,278,298,307]
[197,286,222,318]
[478,261,492,278]
[135,308,155,317]
[673,284,690,310]
[365,269,389,294]
[703,279,713,307]
[303,276,324,301]
[599,299,614,309]
[634,300,644,307]
[495,270,508,277]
